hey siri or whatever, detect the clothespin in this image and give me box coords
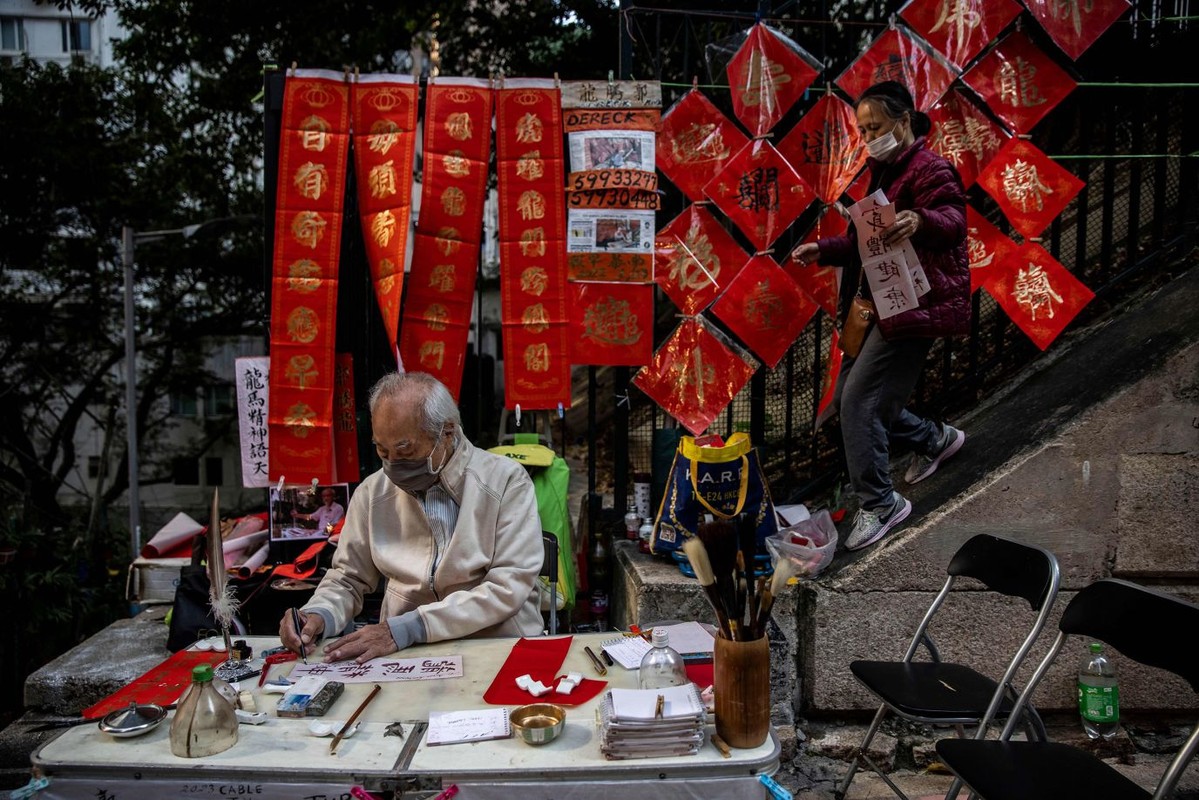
[553,71,560,89]
[309,477,319,495]
[343,66,351,83]
[288,61,298,78]
[514,403,521,428]
[557,402,565,419]
[692,75,699,91]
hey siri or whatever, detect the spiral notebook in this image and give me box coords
[425,707,511,745]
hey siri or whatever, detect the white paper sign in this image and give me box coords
[289,654,463,683]
[235,356,270,488]
[848,191,929,319]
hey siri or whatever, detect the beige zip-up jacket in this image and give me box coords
[303,437,544,644]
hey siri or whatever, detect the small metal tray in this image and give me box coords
[98,702,168,738]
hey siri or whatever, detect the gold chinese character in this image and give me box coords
[429,264,456,293]
[445,112,473,141]
[291,211,327,249]
[671,122,731,165]
[371,209,397,247]
[519,227,547,257]
[299,115,331,152]
[667,226,719,291]
[441,186,467,217]
[929,0,982,41]
[743,279,784,330]
[516,151,545,181]
[419,340,446,370]
[524,343,551,373]
[369,160,398,199]
[515,113,543,144]
[436,228,461,255]
[377,257,399,295]
[517,190,546,221]
[996,57,1047,110]
[293,162,329,200]
[520,266,549,296]
[583,296,641,345]
[284,402,318,437]
[425,303,450,331]
[442,150,471,178]
[966,228,995,269]
[287,306,321,344]
[287,259,322,294]
[741,53,791,109]
[1002,158,1054,212]
[522,303,550,333]
[1012,263,1064,320]
[286,354,319,389]
[368,119,401,155]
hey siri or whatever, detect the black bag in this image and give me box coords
[166,563,223,652]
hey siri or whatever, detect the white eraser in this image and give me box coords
[515,674,533,689]
[528,681,550,697]
[567,672,583,684]
[556,679,576,695]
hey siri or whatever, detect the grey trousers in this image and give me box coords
[834,324,940,512]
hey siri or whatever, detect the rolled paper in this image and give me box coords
[140,512,204,558]
[223,529,269,556]
[236,542,271,578]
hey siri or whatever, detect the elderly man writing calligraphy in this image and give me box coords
[279,372,544,662]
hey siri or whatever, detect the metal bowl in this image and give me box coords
[509,703,565,745]
[98,702,167,738]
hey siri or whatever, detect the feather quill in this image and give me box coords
[206,488,239,631]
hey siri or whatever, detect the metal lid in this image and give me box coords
[98,702,168,738]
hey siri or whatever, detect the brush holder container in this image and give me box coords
[713,633,770,748]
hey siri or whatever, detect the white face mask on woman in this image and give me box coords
[865,122,904,161]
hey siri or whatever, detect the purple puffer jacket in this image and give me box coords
[816,137,971,339]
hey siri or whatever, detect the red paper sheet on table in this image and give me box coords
[482,636,606,707]
[899,0,1022,69]
[961,31,1076,135]
[82,650,227,719]
[835,27,958,111]
[977,137,1084,240]
[927,87,1010,190]
[1022,0,1131,61]
[777,93,866,206]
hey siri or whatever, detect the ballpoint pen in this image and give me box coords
[290,607,308,665]
[583,646,607,676]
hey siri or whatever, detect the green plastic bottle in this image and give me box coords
[1078,642,1119,739]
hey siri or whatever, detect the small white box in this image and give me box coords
[129,557,189,604]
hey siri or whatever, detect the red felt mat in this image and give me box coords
[81,649,227,719]
[482,636,606,707]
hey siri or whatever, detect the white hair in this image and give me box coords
[367,372,461,439]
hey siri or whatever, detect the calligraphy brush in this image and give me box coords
[737,511,758,610]
[753,557,797,639]
[681,536,733,640]
[696,517,739,637]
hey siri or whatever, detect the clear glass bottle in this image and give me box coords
[638,517,654,554]
[170,664,239,757]
[1078,641,1120,739]
[624,500,641,541]
[638,627,688,689]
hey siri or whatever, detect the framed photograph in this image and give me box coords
[270,483,349,541]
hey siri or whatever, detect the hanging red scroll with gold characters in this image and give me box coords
[777,92,866,206]
[632,316,757,436]
[333,353,359,483]
[899,0,1023,69]
[726,22,820,138]
[977,137,1084,240]
[268,69,350,484]
[398,78,493,401]
[835,27,959,111]
[350,74,418,358]
[497,78,571,410]
[710,254,818,370]
[962,31,1076,134]
[986,241,1094,350]
[569,282,654,366]
[656,89,748,203]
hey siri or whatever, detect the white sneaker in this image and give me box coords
[845,494,912,551]
[905,425,966,485]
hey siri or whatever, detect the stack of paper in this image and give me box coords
[598,684,706,760]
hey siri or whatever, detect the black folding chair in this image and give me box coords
[541,532,559,635]
[838,534,1061,800]
[937,579,1199,800]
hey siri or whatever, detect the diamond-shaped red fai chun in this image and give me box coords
[986,241,1094,350]
[711,254,818,369]
[704,139,814,252]
[1023,0,1131,61]
[966,205,1019,295]
[727,22,820,138]
[927,87,1010,189]
[778,93,867,206]
[657,89,749,203]
[655,205,749,316]
[899,0,1022,69]
[835,27,959,112]
[632,317,757,436]
[962,31,1076,134]
[977,137,1084,240]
